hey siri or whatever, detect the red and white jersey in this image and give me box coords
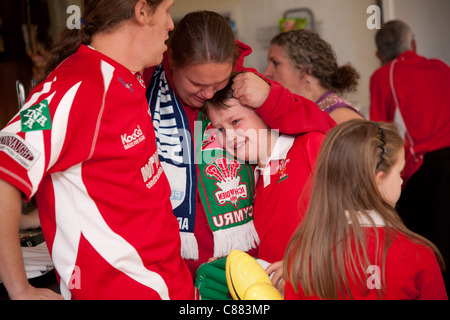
[253,133,324,263]
[0,45,194,300]
[285,212,448,300]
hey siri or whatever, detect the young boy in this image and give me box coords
[202,75,325,266]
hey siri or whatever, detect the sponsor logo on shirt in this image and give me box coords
[121,125,146,150]
[141,149,163,189]
[118,74,146,92]
[0,132,40,169]
[20,100,52,132]
[205,157,248,207]
[118,77,134,92]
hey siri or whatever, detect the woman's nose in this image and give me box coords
[263,64,273,79]
[200,87,216,99]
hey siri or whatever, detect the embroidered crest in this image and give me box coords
[277,159,290,183]
[206,157,249,207]
[20,100,52,132]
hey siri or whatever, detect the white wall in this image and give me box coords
[171,0,449,116]
[44,0,450,117]
[171,0,381,117]
[383,0,450,64]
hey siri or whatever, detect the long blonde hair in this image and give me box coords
[284,120,445,299]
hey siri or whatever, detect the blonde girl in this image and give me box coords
[284,119,447,300]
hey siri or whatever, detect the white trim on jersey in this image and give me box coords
[49,61,170,300]
[49,83,81,170]
[51,164,170,300]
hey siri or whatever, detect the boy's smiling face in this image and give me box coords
[206,98,272,167]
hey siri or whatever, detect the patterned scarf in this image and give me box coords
[147,65,259,259]
[194,112,259,258]
[147,65,198,260]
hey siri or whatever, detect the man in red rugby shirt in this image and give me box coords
[370,20,450,293]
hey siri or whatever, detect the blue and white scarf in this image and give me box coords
[147,64,198,260]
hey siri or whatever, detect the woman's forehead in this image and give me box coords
[183,62,233,86]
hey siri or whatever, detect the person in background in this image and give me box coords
[0,0,195,300]
[284,120,447,300]
[203,74,325,294]
[370,20,450,293]
[143,11,335,282]
[265,29,365,124]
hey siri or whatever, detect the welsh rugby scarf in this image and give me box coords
[195,112,259,258]
[147,64,198,260]
[147,65,259,260]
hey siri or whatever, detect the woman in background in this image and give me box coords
[265,29,365,124]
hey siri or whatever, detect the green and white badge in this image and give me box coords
[21,100,52,132]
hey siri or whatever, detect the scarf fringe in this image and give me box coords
[180,232,199,261]
[212,220,260,258]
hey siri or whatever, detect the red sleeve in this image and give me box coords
[236,40,335,135]
[256,81,336,135]
[234,40,254,72]
[416,247,448,300]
